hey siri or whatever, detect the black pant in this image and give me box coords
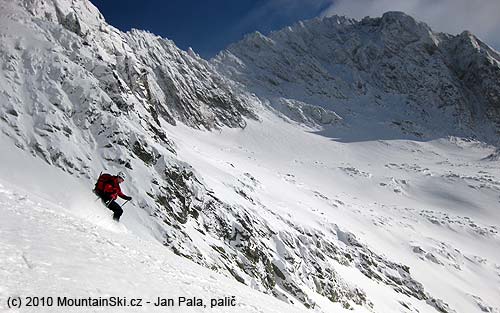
[101,198,123,221]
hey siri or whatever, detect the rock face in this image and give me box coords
[2,0,255,140]
[440,31,500,128]
[0,1,497,312]
[213,12,500,142]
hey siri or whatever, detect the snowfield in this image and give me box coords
[164,110,500,313]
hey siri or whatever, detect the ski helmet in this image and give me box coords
[117,171,126,180]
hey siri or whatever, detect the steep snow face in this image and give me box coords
[213,12,500,143]
[0,143,311,313]
[0,0,225,253]
[0,0,259,268]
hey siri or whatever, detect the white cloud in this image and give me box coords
[322,0,500,50]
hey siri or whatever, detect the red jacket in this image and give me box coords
[103,176,128,200]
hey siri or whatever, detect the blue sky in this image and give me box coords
[90,0,499,58]
[90,0,332,58]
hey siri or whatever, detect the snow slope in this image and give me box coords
[0,135,310,313]
[5,105,499,312]
[163,109,500,313]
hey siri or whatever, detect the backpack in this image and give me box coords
[94,172,114,197]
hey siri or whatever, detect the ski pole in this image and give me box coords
[122,200,130,208]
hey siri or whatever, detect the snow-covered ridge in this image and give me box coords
[213,11,500,143]
[4,0,256,132]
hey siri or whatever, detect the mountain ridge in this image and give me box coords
[213,11,500,144]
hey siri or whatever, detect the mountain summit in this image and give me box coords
[214,11,500,143]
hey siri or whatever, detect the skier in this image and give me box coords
[94,171,132,221]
